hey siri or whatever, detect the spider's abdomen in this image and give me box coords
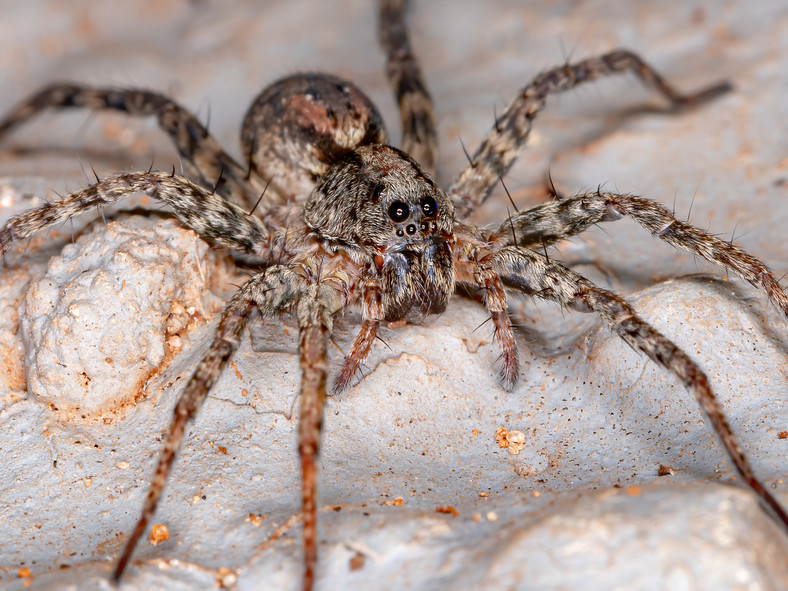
[242,73,388,200]
[304,144,456,322]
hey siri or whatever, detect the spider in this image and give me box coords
[1,0,787,589]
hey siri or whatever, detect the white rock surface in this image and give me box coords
[19,215,226,419]
[0,1,787,590]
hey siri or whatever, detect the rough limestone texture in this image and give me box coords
[0,1,787,591]
[19,215,226,419]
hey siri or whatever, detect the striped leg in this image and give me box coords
[449,50,731,217]
[379,0,438,175]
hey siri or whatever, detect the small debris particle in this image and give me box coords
[479,491,489,498]
[230,360,243,380]
[242,389,249,397]
[18,568,31,578]
[626,485,642,497]
[192,495,202,505]
[472,428,480,437]
[436,506,459,517]
[149,524,170,545]
[218,567,237,587]
[486,511,498,522]
[217,446,228,455]
[116,461,130,470]
[495,426,509,448]
[249,514,262,527]
[506,430,526,455]
[384,497,404,507]
[778,431,788,439]
[658,464,676,476]
[496,426,526,454]
[349,551,365,572]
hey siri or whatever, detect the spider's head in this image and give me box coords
[305,144,455,320]
[304,144,454,256]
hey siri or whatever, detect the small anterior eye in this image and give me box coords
[388,201,410,223]
[420,196,438,219]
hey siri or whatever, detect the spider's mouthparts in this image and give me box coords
[386,234,445,254]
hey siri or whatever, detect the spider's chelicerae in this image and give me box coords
[1,0,787,589]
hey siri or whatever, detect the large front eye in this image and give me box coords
[388,201,410,223]
[420,196,438,219]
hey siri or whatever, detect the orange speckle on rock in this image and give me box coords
[626,485,642,497]
[149,524,170,545]
[349,551,365,571]
[495,426,509,448]
[230,360,243,380]
[436,506,459,517]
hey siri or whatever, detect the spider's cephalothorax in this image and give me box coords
[1,1,787,590]
[305,144,455,322]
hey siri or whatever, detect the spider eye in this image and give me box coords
[388,200,410,223]
[420,196,438,219]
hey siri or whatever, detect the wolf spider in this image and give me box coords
[1,0,787,589]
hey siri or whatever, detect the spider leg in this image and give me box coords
[449,50,731,217]
[334,277,384,393]
[488,190,788,317]
[0,171,273,259]
[0,85,269,209]
[379,0,437,175]
[475,267,519,388]
[295,283,344,591]
[335,319,380,393]
[113,266,304,582]
[487,245,788,530]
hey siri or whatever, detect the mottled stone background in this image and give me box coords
[0,1,787,589]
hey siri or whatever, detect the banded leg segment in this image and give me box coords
[379,0,438,175]
[0,85,268,209]
[449,50,731,217]
[0,171,271,259]
[113,267,304,581]
[475,267,518,388]
[489,245,788,529]
[296,284,343,591]
[335,277,385,393]
[489,190,788,318]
